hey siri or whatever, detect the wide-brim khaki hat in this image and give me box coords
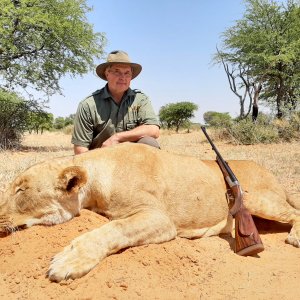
[96,50,142,80]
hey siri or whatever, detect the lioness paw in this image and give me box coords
[285,234,300,248]
[47,241,99,282]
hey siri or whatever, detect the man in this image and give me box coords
[71,50,160,155]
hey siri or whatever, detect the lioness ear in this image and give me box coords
[58,166,88,193]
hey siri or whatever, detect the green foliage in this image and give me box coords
[64,114,75,127]
[0,89,46,148]
[52,115,74,130]
[159,106,175,129]
[53,117,66,130]
[159,101,198,132]
[290,111,300,132]
[0,0,106,95]
[216,0,300,118]
[227,118,279,145]
[0,90,25,148]
[211,111,300,144]
[272,111,300,141]
[27,112,53,134]
[203,111,232,128]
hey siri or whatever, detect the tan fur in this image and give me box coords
[0,143,299,282]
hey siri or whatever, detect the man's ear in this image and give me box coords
[58,166,88,193]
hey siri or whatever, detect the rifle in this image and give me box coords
[201,126,264,256]
[89,121,115,150]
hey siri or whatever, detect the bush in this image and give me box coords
[226,118,279,145]
[63,125,74,135]
[272,112,300,141]
[204,111,300,144]
[290,111,300,132]
[0,90,28,149]
[0,89,49,149]
[203,111,232,128]
[272,119,294,142]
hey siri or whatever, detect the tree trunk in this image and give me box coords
[276,78,284,119]
[239,95,245,118]
[252,104,258,122]
[252,82,262,122]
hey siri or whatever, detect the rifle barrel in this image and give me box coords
[201,126,238,183]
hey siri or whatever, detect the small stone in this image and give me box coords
[15,278,21,284]
[120,283,128,290]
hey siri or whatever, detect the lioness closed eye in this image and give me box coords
[0,143,299,282]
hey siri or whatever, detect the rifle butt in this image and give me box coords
[234,207,264,256]
[89,122,115,150]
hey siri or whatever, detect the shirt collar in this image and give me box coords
[103,84,135,100]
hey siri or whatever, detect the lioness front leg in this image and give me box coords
[47,209,176,282]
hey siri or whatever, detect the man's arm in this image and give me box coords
[101,124,159,148]
[72,100,95,155]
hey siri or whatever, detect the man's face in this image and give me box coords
[105,64,132,95]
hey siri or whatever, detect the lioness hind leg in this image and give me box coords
[47,209,176,282]
[177,215,233,239]
[244,190,300,248]
[285,219,300,247]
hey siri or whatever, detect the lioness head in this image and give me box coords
[0,160,87,234]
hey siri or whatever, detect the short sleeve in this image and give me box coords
[71,101,94,147]
[136,93,160,127]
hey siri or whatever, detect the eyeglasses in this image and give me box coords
[108,69,132,78]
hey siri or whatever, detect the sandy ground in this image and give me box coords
[0,132,300,299]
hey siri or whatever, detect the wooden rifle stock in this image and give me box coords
[201,126,264,256]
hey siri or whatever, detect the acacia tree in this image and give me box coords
[27,112,53,134]
[203,111,232,127]
[0,0,106,95]
[217,47,263,121]
[159,102,198,132]
[215,0,300,119]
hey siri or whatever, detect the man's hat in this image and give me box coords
[96,50,142,80]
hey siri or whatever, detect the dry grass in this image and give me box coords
[0,130,299,195]
[0,132,73,190]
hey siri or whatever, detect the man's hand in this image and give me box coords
[101,125,159,148]
[101,133,121,148]
[74,145,89,155]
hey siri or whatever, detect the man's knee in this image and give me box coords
[136,136,160,149]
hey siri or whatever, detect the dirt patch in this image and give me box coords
[1,209,299,299]
[0,132,299,299]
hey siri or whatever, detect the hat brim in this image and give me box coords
[96,62,142,80]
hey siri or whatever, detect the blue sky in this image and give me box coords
[49,0,247,122]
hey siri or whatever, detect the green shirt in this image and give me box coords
[71,85,160,148]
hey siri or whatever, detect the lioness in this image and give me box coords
[0,143,299,282]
